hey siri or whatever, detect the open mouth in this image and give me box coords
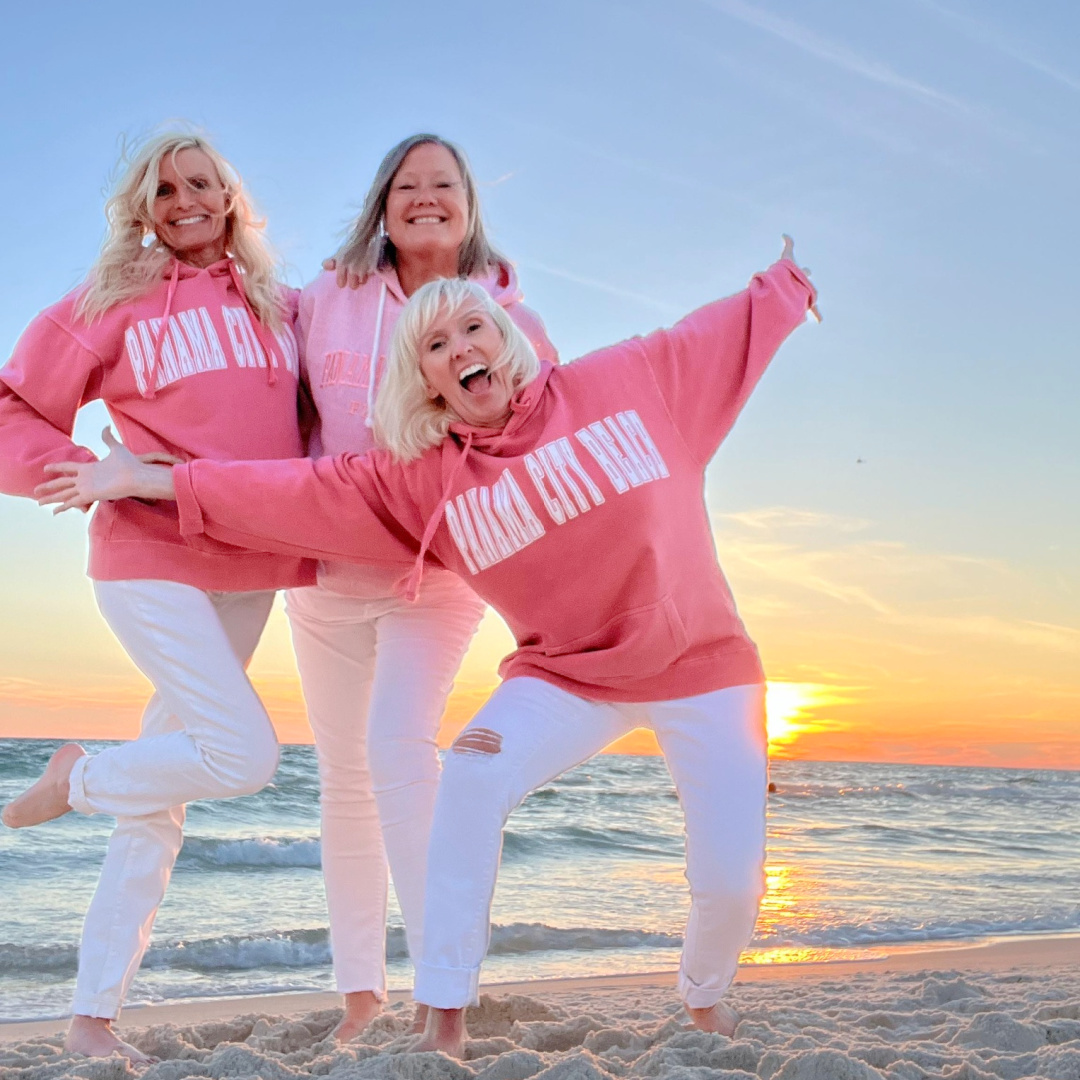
[408,215,446,225]
[458,363,491,394]
[171,215,209,227]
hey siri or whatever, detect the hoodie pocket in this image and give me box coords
[533,594,690,684]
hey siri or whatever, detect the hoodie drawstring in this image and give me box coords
[365,280,388,429]
[143,260,181,399]
[228,261,279,387]
[404,431,474,601]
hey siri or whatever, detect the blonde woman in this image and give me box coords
[42,240,817,1055]
[0,131,309,1062]
[290,134,556,1039]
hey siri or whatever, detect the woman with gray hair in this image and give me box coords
[39,237,817,1056]
[289,134,557,1039]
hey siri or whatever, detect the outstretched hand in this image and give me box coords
[322,257,365,291]
[35,428,177,514]
[780,234,821,322]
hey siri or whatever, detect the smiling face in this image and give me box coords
[384,142,470,268]
[418,302,514,429]
[150,147,230,267]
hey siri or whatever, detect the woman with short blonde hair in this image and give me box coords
[41,237,818,1057]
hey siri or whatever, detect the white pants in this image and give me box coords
[70,580,278,1019]
[414,677,768,1010]
[285,573,486,996]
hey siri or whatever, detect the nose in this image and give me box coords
[448,331,470,360]
[174,183,197,209]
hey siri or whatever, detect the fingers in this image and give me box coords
[336,264,348,289]
[809,302,823,323]
[34,476,79,497]
[780,233,795,262]
[322,257,337,271]
[102,427,121,450]
[41,462,82,477]
[348,270,362,290]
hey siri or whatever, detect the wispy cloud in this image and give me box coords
[517,258,684,317]
[713,507,1080,657]
[910,0,1080,94]
[697,0,974,115]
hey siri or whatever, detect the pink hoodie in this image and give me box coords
[0,259,314,591]
[174,259,815,702]
[297,262,557,597]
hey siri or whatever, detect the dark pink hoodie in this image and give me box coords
[0,259,314,590]
[174,259,815,701]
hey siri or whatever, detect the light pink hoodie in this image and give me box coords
[0,259,314,591]
[297,262,557,597]
[175,259,815,702]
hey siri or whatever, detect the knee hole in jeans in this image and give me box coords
[451,727,503,756]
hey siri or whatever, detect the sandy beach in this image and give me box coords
[3,934,1079,1078]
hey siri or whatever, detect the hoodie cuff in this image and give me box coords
[173,463,206,537]
[777,257,818,312]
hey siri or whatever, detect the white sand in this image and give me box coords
[3,936,1080,1079]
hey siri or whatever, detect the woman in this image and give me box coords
[0,132,310,1063]
[291,134,557,1039]
[39,238,817,1057]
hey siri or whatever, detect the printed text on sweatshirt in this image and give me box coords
[174,259,815,699]
[0,259,313,590]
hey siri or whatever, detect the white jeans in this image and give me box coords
[70,580,278,1019]
[414,677,768,1010]
[285,573,486,996]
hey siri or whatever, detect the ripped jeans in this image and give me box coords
[413,677,768,1010]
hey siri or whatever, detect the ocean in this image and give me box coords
[2,739,1078,1022]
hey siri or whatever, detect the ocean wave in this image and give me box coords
[179,836,322,869]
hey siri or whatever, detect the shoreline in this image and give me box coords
[5,931,1079,1040]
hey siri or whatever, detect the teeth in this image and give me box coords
[458,363,487,386]
[410,216,442,224]
[172,216,207,226]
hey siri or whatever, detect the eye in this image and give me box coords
[428,339,446,352]
[466,320,482,333]
[156,183,174,198]
[395,182,415,191]
[190,178,209,190]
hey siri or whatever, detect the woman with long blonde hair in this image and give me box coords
[0,130,309,1062]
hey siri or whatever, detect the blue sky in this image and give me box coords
[1,0,1077,762]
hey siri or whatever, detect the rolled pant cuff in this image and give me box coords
[413,962,480,1009]
[71,992,122,1020]
[337,983,388,1003]
[67,755,94,817]
[678,971,732,1010]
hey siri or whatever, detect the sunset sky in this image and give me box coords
[1,0,1077,768]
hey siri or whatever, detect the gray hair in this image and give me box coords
[373,278,540,462]
[333,134,509,281]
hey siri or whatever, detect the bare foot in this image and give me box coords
[2,744,86,829]
[65,1015,156,1064]
[686,1001,738,1036]
[333,990,381,1042]
[411,1006,467,1057]
[410,1003,429,1035]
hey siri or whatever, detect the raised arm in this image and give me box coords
[640,238,817,464]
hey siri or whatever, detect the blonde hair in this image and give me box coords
[374,279,540,462]
[77,130,284,330]
[333,133,509,282]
